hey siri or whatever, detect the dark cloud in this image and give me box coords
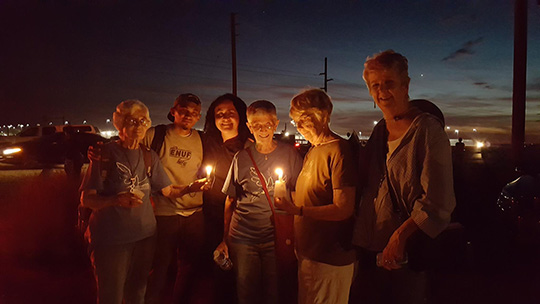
[442,37,484,62]
[473,82,492,89]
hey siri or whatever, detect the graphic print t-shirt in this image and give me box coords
[144,126,203,216]
[81,141,171,246]
[222,142,303,245]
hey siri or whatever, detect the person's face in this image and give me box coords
[291,113,324,144]
[171,102,202,130]
[121,114,150,142]
[247,112,278,145]
[366,68,409,112]
[214,100,240,135]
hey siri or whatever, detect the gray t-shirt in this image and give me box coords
[223,142,303,245]
[81,141,171,247]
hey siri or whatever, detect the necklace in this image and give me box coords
[120,144,142,191]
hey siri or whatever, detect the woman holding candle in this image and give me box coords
[275,89,357,304]
[80,99,188,304]
[216,100,303,304]
[203,93,252,252]
[201,94,252,303]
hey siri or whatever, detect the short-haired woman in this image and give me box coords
[276,89,357,304]
[80,99,187,304]
[216,100,303,304]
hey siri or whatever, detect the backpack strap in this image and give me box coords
[140,143,153,178]
[150,124,168,153]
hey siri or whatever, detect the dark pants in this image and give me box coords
[349,249,427,304]
[202,206,237,304]
[145,211,206,304]
[91,235,156,304]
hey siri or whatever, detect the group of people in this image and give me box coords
[79,49,456,304]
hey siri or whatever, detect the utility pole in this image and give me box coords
[319,57,333,92]
[512,0,527,170]
[231,13,238,96]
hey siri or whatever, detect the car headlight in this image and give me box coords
[2,147,22,156]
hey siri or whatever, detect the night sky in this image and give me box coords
[1,0,540,144]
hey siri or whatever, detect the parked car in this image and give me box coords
[0,125,106,168]
[0,124,100,145]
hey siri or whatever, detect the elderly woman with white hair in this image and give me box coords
[80,99,187,304]
[276,89,357,304]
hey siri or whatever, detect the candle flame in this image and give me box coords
[206,165,213,177]
[275,168,283,180]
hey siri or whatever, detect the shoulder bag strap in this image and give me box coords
[246,148,276,216]
[385,160,410,219]
[140,143,153,178]
[150,124,167,153]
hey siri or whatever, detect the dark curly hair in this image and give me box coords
[203,93,250,144]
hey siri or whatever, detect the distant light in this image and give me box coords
[2,147,22,155]
[49,122,53,125]
[26,124,30,127]
[420,74,424,77]
[476,142,484,149]
[83,120,87,124]
[446,126,451,130]
[36,124,40,126]
[373,121,378,125]
[64,121,69,125]
[106,119,111,123]
[294,143,300,147]
[101,130,118,138]
[284,132,289,137]
[455,130,459,134]
[473,129,477,132]
[358,131,362,137]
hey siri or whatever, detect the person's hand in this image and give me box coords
[189,178,210,193]
[215,240,229,258]
[87,142,105,162]
[380,229,408,270]
[116,192,143,208]
[274,197,301,215]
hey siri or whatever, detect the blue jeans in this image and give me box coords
[90,235,156,304]
[229,240,278,304]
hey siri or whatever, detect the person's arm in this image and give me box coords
[215,195,236,258]
[275,186,355,221]
[81,189,143,210]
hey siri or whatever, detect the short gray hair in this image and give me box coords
[112,99,151,131]
[289,88,332,124]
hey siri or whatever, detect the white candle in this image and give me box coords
[274,168,287,199]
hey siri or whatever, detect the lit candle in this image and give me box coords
[205,165,213,178]
[274,168,287,199]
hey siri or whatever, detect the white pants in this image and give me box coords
[297,256,354,304]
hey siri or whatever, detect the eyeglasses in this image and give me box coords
[250,122,274,132]
[125,117,150,127]
[175,108,201,118]
[291,117,311,129]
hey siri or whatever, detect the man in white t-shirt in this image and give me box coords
[145,93,208,304]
